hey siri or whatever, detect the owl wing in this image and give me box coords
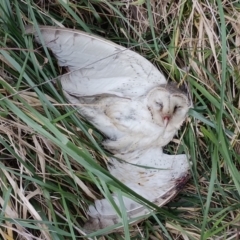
[84,151,190,233]
[25,25,166,98]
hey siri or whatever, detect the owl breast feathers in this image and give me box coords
[26,25,191,232]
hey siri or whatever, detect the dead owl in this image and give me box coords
[25,25,191,232]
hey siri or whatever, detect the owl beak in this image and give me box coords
[163,116,170,127]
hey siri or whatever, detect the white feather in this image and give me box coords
[85,148,189,232]
[109,148,189,200]
[25,25,166,98]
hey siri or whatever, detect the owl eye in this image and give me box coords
[155,101,163,109]
[173,105,182,113]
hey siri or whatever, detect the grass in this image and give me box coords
[0,0,240,239]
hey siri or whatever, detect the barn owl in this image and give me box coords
[25,25,191,232]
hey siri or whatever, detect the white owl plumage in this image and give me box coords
[26,25,191,233]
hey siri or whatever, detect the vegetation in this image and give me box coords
[0,0,240,239]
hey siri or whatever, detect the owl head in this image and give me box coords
[147,83,191,130]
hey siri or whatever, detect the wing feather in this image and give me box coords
[84,150,190,233]
[25,25,166,98]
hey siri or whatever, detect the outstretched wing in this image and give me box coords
[25,25,166,98]
[84,150,190,233]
